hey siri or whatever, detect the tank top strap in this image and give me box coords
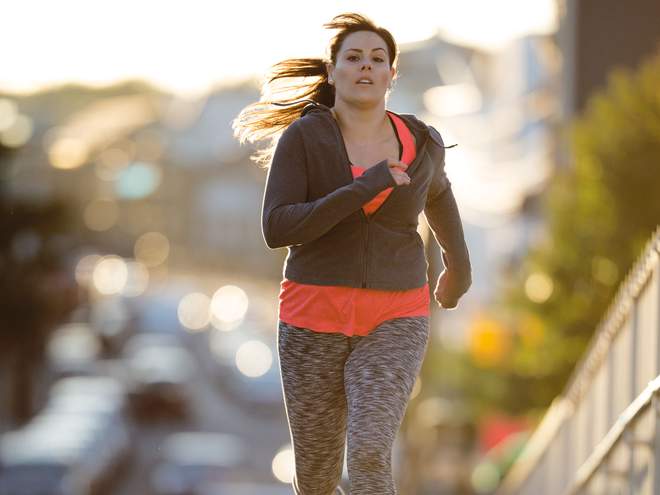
[386,111,416,163]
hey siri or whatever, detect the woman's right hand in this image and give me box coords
[388,160,411,186]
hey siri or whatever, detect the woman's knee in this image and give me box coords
[292,468,343,495]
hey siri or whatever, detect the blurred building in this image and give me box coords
[556,0,660,166]
[558,0,660,116]
[3,85,283,280]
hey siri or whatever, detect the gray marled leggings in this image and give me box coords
[277,316,430,495]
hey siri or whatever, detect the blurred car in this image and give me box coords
[121,332,186,358]
[124,344,197,421]
[0,413,115,495]
[89,295,136,356]
[208,330,284,415]
[46,323,103,379]
[48,375,126,401]
[0,449,92,495]
[42,392,132,482]
[224,359,284,416]
[149,432,250,495]
[36,375,132,493]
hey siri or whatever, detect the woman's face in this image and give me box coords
[327,31,396,106]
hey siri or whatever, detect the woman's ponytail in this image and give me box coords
[231,57,334,167]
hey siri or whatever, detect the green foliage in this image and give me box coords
[436,50,660,420]
[495,50,660,413]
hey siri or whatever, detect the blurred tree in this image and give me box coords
[476,49,660,415]
[0,147,81,425]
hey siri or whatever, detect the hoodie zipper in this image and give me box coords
[328,109,371,287]
[325,105,428,288]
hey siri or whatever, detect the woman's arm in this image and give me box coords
[261,121,396,249]
[423,126,472,303]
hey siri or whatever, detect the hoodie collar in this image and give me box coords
[301,100,431,149]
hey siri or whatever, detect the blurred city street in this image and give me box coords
[0,268,305,494]
[1,1,659,494]
[112,272,293,494]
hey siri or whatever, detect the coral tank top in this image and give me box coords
[278,110,430,336]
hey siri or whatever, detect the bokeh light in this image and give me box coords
[48,137,89,170]
[524,272,554,303]
[0,113,32,148]
[134,231,170,267]
[121,260,149,297]
[235,340,272,378]
[0,98,18,131]
[92,255,128,295]
[83,199,119,231]
[271,446,295,483]
[210,285,249,327]
[115,161,162,199]
[469,315,511,367]
[592,256,618,286]
[177,292,212,332]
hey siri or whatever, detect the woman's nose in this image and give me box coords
[361,63,372,71]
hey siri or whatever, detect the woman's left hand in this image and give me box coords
[433,269,470,309]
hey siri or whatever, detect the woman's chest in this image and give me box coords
[345,137,400,169]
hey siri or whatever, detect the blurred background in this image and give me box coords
[1,1,659,494]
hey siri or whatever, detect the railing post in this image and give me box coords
[630,297,639,495]
[651,256,660,494]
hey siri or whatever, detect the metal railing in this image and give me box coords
[497,227,660,495]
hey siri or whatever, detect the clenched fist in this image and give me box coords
[434,269,471,310]
[388,160,410,186]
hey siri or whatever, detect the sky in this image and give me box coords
[3,0,557,96]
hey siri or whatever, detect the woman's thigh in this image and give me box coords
[343,316,430,484]
[277,321,350,494]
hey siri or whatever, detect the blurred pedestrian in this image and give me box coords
[233,12,472,495]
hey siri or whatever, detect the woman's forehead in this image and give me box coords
[339,31,388,52]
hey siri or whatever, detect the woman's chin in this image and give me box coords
[341,93,385,107]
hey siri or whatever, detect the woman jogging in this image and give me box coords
[233,12,472,495]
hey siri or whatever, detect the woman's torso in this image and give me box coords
[278,110,430,336]
[276,103,437,290]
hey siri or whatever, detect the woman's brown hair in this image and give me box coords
[231,12,399,167]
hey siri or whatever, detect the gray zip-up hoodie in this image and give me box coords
[261,101,471,299]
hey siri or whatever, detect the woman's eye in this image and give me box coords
[348,55,359,61]
[374,57,384,63]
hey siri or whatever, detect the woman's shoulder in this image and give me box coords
[276,102,334,149]
[391,111,448,149]
[284,101,335,139]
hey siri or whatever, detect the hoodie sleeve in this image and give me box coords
[261,121,396,249]
[422,126,472,298]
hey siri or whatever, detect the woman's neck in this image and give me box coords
[331,102,390,145]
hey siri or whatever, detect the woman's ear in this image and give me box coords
[390,67,397,85]
[326,62,334,82]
